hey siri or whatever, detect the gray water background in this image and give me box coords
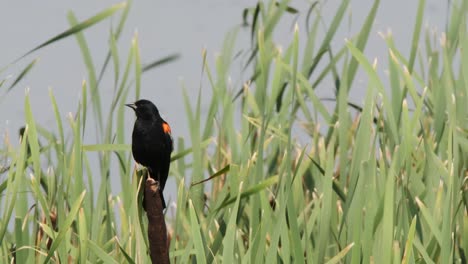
[0,0,447,205]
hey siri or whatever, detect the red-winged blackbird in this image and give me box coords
[126,99,173,209]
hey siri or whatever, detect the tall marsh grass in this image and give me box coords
[0,0,467,263]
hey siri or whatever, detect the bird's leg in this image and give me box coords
[146,167,161,202]
[152,172,161,196]
[142,168,165,210]
[147,167,160,187]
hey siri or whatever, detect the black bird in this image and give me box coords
[126,99,173,209]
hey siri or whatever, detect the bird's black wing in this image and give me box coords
[158,121,173,192]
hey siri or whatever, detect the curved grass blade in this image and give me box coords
[15,2,126,63]
[6,59,38,93]
[324,243,354,264]
[167,139,211,162]
[97,0,132,85]
[88,239,119,264]
[142,54,181,73]
[215,175,278,211]
[274,2,298,14]
[307,0,350,77]
[117,242,136,264]
[191,164,230,186]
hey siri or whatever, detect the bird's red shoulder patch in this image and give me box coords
[162,122,171,134]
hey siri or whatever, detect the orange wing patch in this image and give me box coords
[162,122,172,134]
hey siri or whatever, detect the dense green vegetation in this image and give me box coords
[1,0,467,263]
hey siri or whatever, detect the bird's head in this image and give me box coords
[126,99,160,120]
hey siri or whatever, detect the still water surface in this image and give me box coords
[0,0,446,205]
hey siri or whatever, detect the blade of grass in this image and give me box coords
[215,175,278,211]
[401,216,417,264]
[222,182,243,262]
[325,243,355,264]
[6,59,38,93]
[44,191,86,263]
[132,32,141,100]
[16,2,126,62]
[88,239,119,264]
[142,54,180,73]
[68,11,102,134]
[379,147,400,264]
[0,126,28,244]
[82,144,130,152]
[307,0,350,77]
[346,40,398,143]
[96,0,132,85]
[346,0,380,89]
[78,208,88,262]
[316,131,336,263]
[189,200,208,263]
[407,0,425,73]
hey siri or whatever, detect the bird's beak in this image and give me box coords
[125,103,136,110]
